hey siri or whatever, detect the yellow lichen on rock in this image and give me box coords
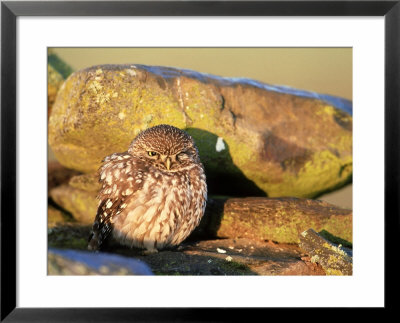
[48,64,352,198]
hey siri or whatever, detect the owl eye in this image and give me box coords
[147,151,158,157]
[177,152,188,160]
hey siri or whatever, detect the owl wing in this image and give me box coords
[88,152,145,251]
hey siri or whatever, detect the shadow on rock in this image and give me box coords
[48,223,326,275]
[116,247,257,276]
[185,127,266,197]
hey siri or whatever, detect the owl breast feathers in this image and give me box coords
[88,124,207,253]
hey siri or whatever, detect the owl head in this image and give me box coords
[128,124,201,172]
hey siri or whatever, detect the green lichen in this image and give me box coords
[221,260,249,272]
[310,255,320,263]
[50,185,98,224]
[324,268,344,276]
[48,64,64,87]
[260,150,352,198]
[319,230,352,248]
[217,199,352,244]
[48,233,88,250]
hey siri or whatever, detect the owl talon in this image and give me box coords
[142,249,158,256]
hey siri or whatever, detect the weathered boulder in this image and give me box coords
[299,228,352,275]
[49,172,100,224]
[50,184,98,224]
[48,65,64,118]
[48,64,352,198]
[48,161,80,192]
[197,196,352,244]
[49,173,352,243]
[48,205,70,228]
[47,50,74,117]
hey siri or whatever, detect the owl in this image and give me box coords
[88,124,207,254]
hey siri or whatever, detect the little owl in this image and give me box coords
[88,124,207,253]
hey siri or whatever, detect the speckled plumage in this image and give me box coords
[88,124,207,253]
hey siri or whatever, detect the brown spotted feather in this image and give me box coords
[88,124,207,253]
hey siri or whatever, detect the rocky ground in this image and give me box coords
[48,161,353,276]
[48,223,329,276]
[48,207,351,276]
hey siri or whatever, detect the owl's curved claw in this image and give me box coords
[142,248,158,256]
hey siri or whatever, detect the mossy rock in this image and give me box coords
[49,64,352,198]
[197,196,352,244]
[50,184,98,224]
[47,50,74,117]
[49,181,352,244]
[299,229,352,275]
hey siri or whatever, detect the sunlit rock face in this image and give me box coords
[49,64,352,198]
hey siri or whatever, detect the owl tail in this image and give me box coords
[87,231,101,251]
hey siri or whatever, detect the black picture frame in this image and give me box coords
[1,1,398,321]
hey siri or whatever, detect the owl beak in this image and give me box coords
[165,157,171,170]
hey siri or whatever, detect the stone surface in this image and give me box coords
[48,224,326,275]
[49,172,100,224]
[48,65,65,118]
[47,50,74,117]
[49,176,352,244]
[48,161,80,193]
[48,64,352,198]
[197,196,353,244]
[50,184,98,224]
[48,205,70,228]
[48,248,153,275]
[299,228,352,275]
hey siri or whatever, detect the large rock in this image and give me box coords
[299,229,352,275]
[50,184,98,224]
[49,172,100,224]
[48,161,80,192]
[49,64,352,198]
[48,64,65,118]
[49,175,352,244]
[47,50,74,117]
[198,196,352,244]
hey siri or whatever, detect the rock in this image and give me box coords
[48,64,352,198]
[298,228,352,275]
[49,181,352,244]
[49,173,100,224]
[48,205,70,228]
[196,196,352,244]
[48,225,324,275]
[48,224,92,250]
[48,161,80,192]
[48,65,64,118]
[69,172,101,192]
[48,248,153,275]
[47,50,74,117]
[50,184,98,224]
